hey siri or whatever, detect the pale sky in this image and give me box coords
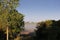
[16,0,60,22]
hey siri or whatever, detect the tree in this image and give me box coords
[0,9,24,40]
[35,20,60,40]
[0,0,19,11]
[0,0,24,40]
[36,22,47,40]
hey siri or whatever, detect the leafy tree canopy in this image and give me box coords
[0,0,24,39]
[36,20,60,40]
[0,0,19,11]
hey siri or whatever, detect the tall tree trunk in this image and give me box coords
[7,27,8,40]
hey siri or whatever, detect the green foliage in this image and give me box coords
[0,0,19,11]
[10,10,24,34]
[0,9,24,39]
[0,0,24,40]
[36,20,60,40]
